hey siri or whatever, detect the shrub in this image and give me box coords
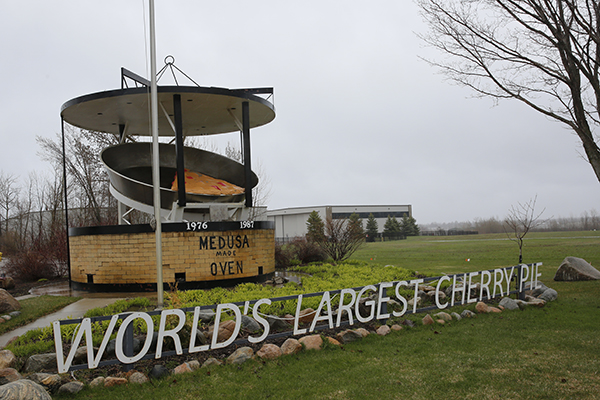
[4,250,60,281]
[275,238,327,268]
[290,238,327,264]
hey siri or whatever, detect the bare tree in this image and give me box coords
[503,196,549,263]
[223,141,272,217]
[319,216,365,262]
[418,0,600,183]
[37,127,118,226]
[0,172,19,237]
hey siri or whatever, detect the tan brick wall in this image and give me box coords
[70,229,275,285]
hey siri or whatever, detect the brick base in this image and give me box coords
[69,222,275,291]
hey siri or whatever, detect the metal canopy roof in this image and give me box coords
[60,86,275,136]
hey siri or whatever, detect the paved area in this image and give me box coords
[0,297,121,348]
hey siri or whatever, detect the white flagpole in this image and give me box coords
[149,0,164,309]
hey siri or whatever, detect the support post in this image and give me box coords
[173,94,186,207]
[61,118,72,288]
[118,124,126,225]
[149,0,164,309]
[242,101,252,207]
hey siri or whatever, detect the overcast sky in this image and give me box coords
[1,1,598,225]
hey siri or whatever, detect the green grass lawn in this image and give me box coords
[0,295,80,336]
[54,232,600,399]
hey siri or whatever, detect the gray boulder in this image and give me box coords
[498,297,519,311]
[227,347,253,364]
[24,354,56,373]
[267,316,291,332]
[105,337,141,358]
[538,288,558,302]
[202,357,222,367]
[554,257,600,281]
[197,309,216,323]
[149,364,170,380]
[0,379,51,400]
[241,315,261,333]
[26,373,61,393]
[524,282,549,297]
[336,329,364,344]
[57,381,84,395]
[460,309,476,318]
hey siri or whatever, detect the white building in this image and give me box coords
[267,205,412,241]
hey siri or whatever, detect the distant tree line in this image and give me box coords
[422,210,600,235]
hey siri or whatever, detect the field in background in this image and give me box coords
[351,231,600,280]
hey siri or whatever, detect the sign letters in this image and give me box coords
[54,264,542,373]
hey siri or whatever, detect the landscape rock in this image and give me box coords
[401,319,416,327]
[202,357,222,367]
[298,308,316,324]
[376,325,391,336]
[208,320,237,343]
[0,350,16,369]
[1,316,10,321]
[475,302,491,313]
[0,290,20,314]
[538,288,558,302]
[515,300,529,310]
[241,315,261,333]
[280,338,302,355]
[488,307,502,313]
[7,311,20,318]
[407,297,421,309]
[227,347,254,364]
[355,328,369,337]
[24,353,56,372]
[450,312,462,321]
[422,314,434,325]
[149,365,170,379]
[460,310,476,318]
[105,338,141,358]
[129,371,149,384]
[499,297,519,311]
[188,360,200,371]
[0,379,51,400]
[433,312,452,322]
[267,316,291,332]
[299,334,323,350]
[89,376,105,387]
[195,330,208,346]
[326,337,341,346]
[173,362,192,374]
[391,324,403,331]
[27,373,61,393]
[197,309,216,323]
[554,257,600,281]
[57,381,84,395]
[104,376,128,387]
[527,298,546,307]
[0,368,21,385]
[256,343,282,360]
[335,330,362,344]
[73,346,91,365]
[524,282,549,297]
